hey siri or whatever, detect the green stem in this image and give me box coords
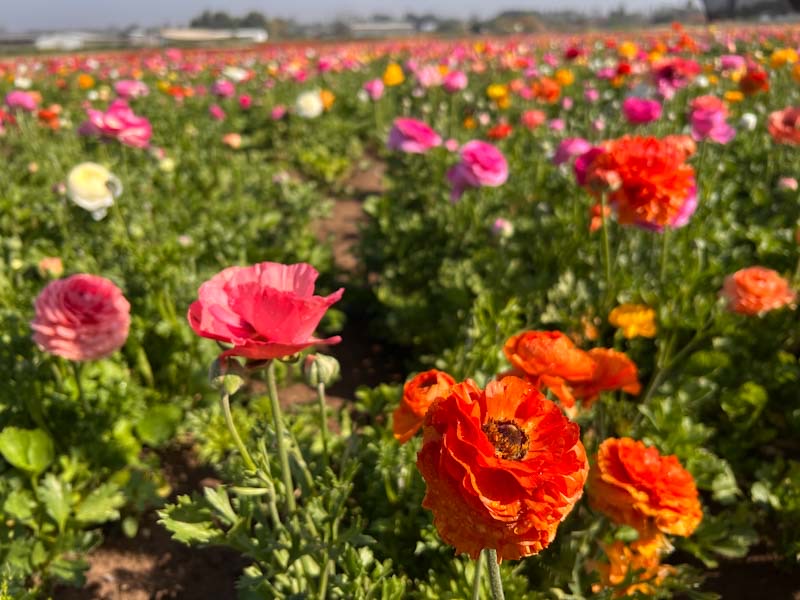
[316,382,330,470]
[599,193,613,308]
[659,226,670,289]
[267,361,297,513]
[220,389,257,472]
[471,550,485,600]
[486,549,505,600]
[642,329,708,405]
[70,361,86,411]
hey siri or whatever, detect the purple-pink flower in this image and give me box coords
[114,80,149,99]
[443,70,468,93]
[363,79,385,101]
[553,138,593,166]
[689,96,735,144]
[447,140,508,201]
[387,118,442,154]
[211,79,235,98]
[622,97,662,125]
[5,90,38,112]
[80,99,152,148]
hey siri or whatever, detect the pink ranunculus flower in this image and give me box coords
[5,90,39,112]
[416,65,443,88]
[271,105,287,120]
[622,97,662,125]
[387,117,442,154]
[238,94,252,110]
[80,99,152,148]
[31,274,131,361]
[211,79,235,98]
[553,137,592,166]
[443,70,468,93]
[584,87,600,103]
[689,95,735,144]
[114,79,149,99]
[209,104,226,121]
[447,140,508,201]
[719,54,746,72]
[187,262,344,360]
[363,79,385,101]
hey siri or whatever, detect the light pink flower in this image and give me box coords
[209,104,226,121]
[114,80,149,99]
[521,110,546,130]
[31,274,130,361]
[211,79,235,98]
[689,95,735,144]
[443,70,468,93]
[387,118,442,154]
[622,97,662,125]
[447,140,508,201]
[187,262,344,360]
[553,138,592,166]
[80,99,152,148]
[271,105,287,120]
[363,79,385,101]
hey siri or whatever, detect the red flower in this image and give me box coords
[417,376,588,561]
[739,67,769,95]
[487,123,512,140]
[393,369,456,443]
[188,262,343,360]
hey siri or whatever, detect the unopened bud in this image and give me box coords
[303,353,341,387]
[209,357,245,396]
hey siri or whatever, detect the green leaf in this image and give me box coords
[74,483,126,524]
[3,489,36,523]
[37,474,71,532]
[135,405,182,447]
[48,556,88,587]
[0,427,54,475]
[157,495,220,545]
[203,486,237,525]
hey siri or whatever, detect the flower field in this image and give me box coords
[1,23,800,599]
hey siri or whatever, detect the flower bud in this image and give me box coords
[209,357,246,396]
[303,353,341,387]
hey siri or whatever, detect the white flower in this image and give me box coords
[222,66,248,82]
[695,75,710,88]
[739,112,757,131]
[66,162,122,221]
[294,90,324,119]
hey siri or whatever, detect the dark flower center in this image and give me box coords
[482,418,529,461]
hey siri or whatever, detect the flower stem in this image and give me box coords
[316,382,330,470]
[267,360,297,513]
[220,389,257,472]
[485,549,505,600]
[471,550,485,600]
[659,226,670,289]
[599,193,613,308]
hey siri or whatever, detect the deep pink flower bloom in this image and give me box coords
[188,262,344,360]
[443,70,468,93]
[363,79,384,101]
[80,99,152,148]
[271,105,287,120]
[114,80,149,99]
[5,90,38,112]
[31,274,130,361]
[238,94,252,110]
[447,140,508,201]
[720,54,746,71]
[387,118,442,154]
[622,97,662,125]
[689,95,735,144]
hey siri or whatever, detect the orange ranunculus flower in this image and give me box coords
[383,62,404,87]
[591,534,675,597]
[588,438,703,538]
[608,304,657,338]
[571,349,641,408]
[721,266,796,315]
[77,73,95,90]
[417,376,588,561]
[504,330,596,383]
[662,134,696,159]
[554,68,574,86]
[767,107,800,145]
[585,136,696,230]
[531,77,561,103]
[393,369,456,444]
[320,89,335,110]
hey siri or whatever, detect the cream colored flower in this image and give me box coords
[294,90,324,119]
[66,162,122,221]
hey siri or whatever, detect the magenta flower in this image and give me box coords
[211,79,235,98]
[553,138,592,166]
[209,104,226,121]
[238,95,252,110]
[689,96,735,144]
[188,262,344,360]
[114,80,149,99]
[443,70,468,93]
[387,118,442,154]
[5,90,38,112]
[80,99,152,148]
[622,97,662,125]
[447,140,508,201]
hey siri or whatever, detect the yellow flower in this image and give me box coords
[383,63,404,87]
[708,75,719,85]
[320,89,335,110]
[609,304,657,339]
[157,80,170,92]
[77,73,95,90]
[618,41,638,60]
[792,63,800,83]
[555,68,574,86]
[463,116,476,129]
[724,90,744,103]
[486,83,508,100]
[770,48,798,68]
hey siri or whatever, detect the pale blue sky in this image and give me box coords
[3,0,668,32]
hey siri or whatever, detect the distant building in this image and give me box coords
[158,27,268,44]
[347,20,416,38]
[35,31,126,50]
